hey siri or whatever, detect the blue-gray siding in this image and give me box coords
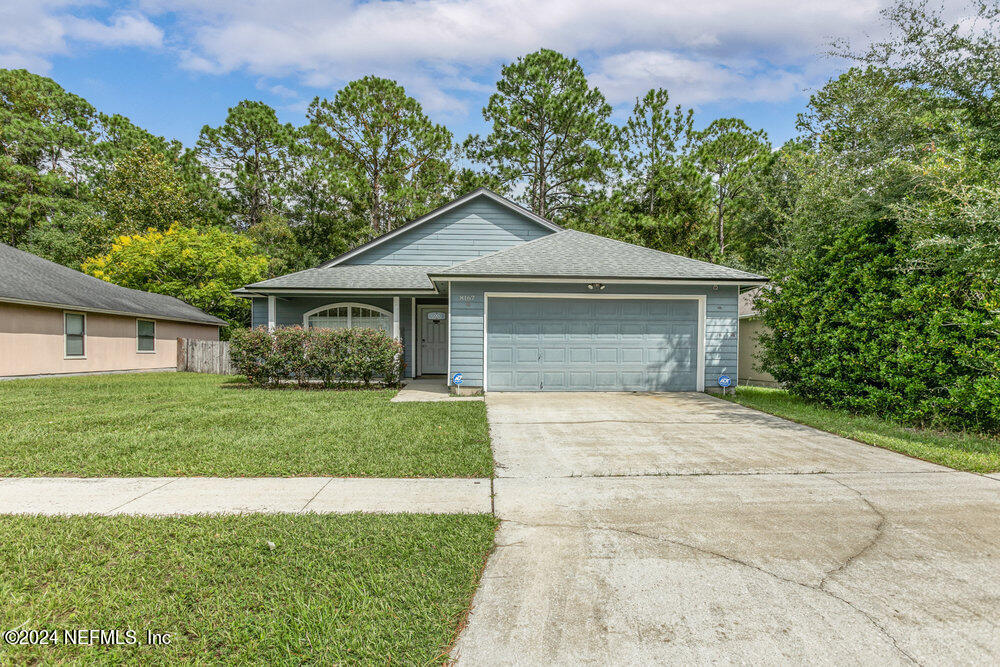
[343,198,553,266]
[449,282,738,389]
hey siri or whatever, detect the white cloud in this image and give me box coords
[7,0,970,118]
[590,51,809,107]
[133,0,891,113]
[0,2,163,72]
[64,13,163,48]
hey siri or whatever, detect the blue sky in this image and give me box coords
[1,1,904,149]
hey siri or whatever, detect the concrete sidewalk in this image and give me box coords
[0,477,492,516]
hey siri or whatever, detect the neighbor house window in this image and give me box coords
[137,319,156,352]
[64,312,86,358]
[305,303,390,332]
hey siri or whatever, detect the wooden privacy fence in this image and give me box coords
[177,338,234,375]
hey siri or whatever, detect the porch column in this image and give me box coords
[392,297,400,340]
[267,295,276,332]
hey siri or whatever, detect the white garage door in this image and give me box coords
[486,297,701,391]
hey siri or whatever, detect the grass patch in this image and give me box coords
[0,373,491,477]
[725,387,1000,473]
[0,513,497,664]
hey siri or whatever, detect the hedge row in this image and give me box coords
[229,326,404,388]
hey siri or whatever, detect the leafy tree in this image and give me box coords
[835,0,1000,158]
[694,118,770,256]
[82,224,268,328]
[619,88,699,214]
[306,77,453,238]
[96,142,195,236]
[466,49,615,219]
[0,69,96,247]
[283,128,358,261]
[246,213,310,276]
[197,100,294,230]
[97,113,225,225]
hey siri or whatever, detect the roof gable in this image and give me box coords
[323,189,561,267]
[431,229,767,282]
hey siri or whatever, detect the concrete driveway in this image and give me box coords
[452,392,1000,665]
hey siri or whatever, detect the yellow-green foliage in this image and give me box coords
[82,224,268,328]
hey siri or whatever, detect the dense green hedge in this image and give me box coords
[230,326,404,388]
[757,218,1000,434]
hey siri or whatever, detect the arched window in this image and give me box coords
[303,303,391,332]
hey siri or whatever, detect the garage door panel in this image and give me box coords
[487,297,700,391]
[541,347,566,363]
[594,347,619,363]
[490,346,513,363]
[515,347,539,363]
[621,347,644,364]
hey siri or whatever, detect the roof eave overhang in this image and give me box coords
[0,296,225,327]
[233,287,440,297]
[426,275,769,286]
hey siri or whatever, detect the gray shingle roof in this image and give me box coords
[0,243,226,326]
[243,265,438,291]
[430,230,767,281]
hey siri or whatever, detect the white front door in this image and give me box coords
[418,306,448,375]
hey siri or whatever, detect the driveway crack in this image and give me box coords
[818,476,887,587]
[503,518,921,665]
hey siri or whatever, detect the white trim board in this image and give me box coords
[429,276,766,286]
[481,292,707,393]
[320,189,562,268]
[410,297,416,378]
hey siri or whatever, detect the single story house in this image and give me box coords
[738,287,779,387]
[0,243,224,379]
[236,188,767,393]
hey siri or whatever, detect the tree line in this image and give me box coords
[0,51,775,276]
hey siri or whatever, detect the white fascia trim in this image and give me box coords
[320,190,562,268]
[234,289,439,297]
[0,297,222,327]
[428,276,767,286]
[482,292,708,393]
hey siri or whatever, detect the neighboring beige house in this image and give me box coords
[0,243,224,379]
[738,287,778,387]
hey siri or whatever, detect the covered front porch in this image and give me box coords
[247,293,449,380]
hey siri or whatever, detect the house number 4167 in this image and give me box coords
[458,295,476,301]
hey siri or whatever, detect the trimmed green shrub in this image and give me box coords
[230,326,404,389]
[758,218,1000,434]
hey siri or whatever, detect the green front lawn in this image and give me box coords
[0,373,491,477]
[0,513,497,664]
[725,387,1000,473]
